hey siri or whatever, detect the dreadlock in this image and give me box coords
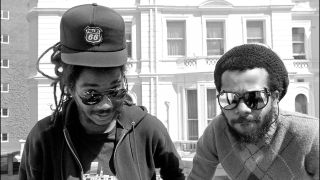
[36,42,129,123]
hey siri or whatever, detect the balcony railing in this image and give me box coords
[283,59,311,75]
[124,58,313,76]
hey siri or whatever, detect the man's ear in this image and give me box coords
[65,86,74,97]
[271,90,280,102]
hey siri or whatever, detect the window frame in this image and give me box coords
[205,20,226,56]
[291,20,311,60]
[246,20,265,44]
[1,34,10,44]
[1,83,9,93]
[125,21,133,59]
[163,17,188,57]
[1,108,9,117]
[186,89,198,140]
[292,27,306,59]
[122,16,135,60]
[1,133,9,142]
[242,16,271,46]
[1,10,9,20]
[206,88,217,125]
[1,58,9,68]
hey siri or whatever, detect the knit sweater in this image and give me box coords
[187,111,319,180]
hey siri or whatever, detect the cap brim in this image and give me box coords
[61,48,127,67]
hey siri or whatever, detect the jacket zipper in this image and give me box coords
[113,128,129,180]
[63,129,84,180]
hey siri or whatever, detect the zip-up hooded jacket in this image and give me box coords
[19,100,185,180]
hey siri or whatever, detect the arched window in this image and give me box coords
[295,94,308,114]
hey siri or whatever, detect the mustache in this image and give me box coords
[230,117,259,124]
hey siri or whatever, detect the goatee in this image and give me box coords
[224,107,278,144]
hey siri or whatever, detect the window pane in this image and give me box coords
[206,22,224,55]
[292,28,304,41]
[168,40,185,56]
[2,108,8,116]
[187,90,198,140]
[2,134,8,141]
[295,94,307,114]
[167,21,185,38]
[167,21,185,56]
[247,21,263,37]
[1,83,9,92]
[207,89,216,119]
[126,42,132,58]
[247,21,264,44]
[1,34,9,43]
[188,120,198,140]
[3,59,8,67]
[207,40,224,55]
[293,43,305,54]
[125,22,132,58]
[207,22,224,38]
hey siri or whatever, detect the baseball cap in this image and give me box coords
[60,3,127,67]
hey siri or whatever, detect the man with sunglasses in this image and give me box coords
[188,44,319,180]
[19,4,185,180]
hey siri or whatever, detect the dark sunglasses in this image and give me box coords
[217,88,271,110]
[77,88,127,105]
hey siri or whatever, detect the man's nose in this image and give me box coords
[96,96,113,109]
[236,99,251,115]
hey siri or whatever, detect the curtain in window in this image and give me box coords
[167,21,185,56]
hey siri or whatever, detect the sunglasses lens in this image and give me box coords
[218,92,239,110]
[81,94,102,105]
[79,89,127,105]
[244,91,268,110]
[218,90,269,110]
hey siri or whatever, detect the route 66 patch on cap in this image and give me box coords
[84,26,103,45]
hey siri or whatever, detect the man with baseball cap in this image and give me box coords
[19,4,185,180]
[187,44,319,180]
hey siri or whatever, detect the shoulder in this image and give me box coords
[279,110,319,140]
[27,115,59,141]
[204,114,228,136]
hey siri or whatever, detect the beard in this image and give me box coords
[223,106,278,144]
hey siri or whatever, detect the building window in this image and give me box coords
[167,21,186,56]
[295,94,307,114]
[125,22,132,58]
[1,34,9,44]
[1,133,9,142]
[1,108,9,117]
[1,58,9,68]
[1,83,9,92]
[292,27,306,59]
[206,21,224,56]
[1,10,9,20]
[246,21,265,44]
[187,89,198,140]
[207,89,216,125]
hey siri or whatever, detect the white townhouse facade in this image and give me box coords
[27,0,319,143]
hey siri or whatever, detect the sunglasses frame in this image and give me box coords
[77,88,127,105]
[217,88,271,110]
